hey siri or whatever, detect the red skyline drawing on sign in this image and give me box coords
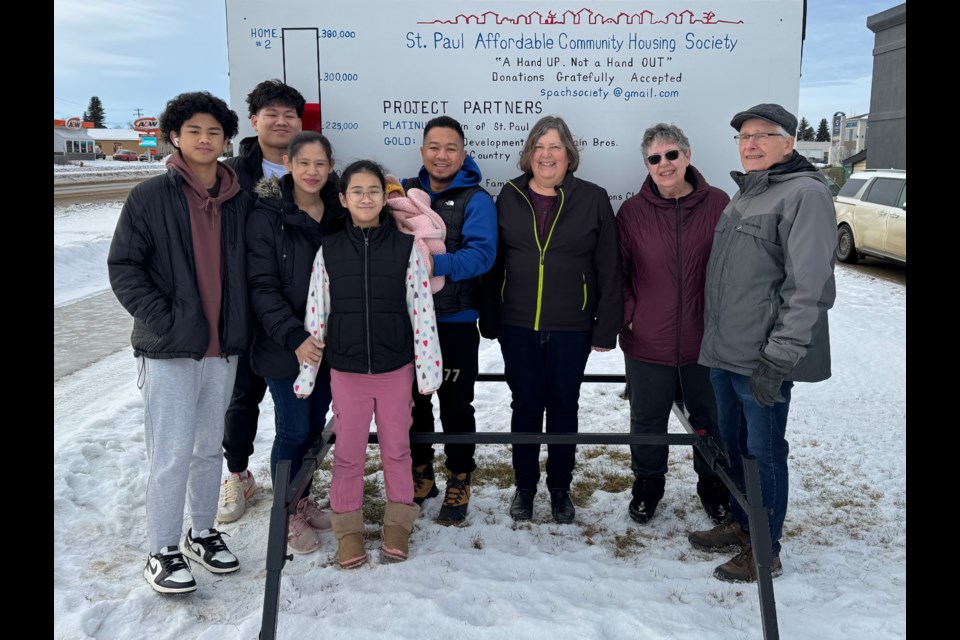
[417,8,743,26]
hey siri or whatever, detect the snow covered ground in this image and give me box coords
[53,166,906,640]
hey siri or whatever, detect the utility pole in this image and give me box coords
[133,108,144,118]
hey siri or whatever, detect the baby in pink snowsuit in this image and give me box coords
[386,175,447,293]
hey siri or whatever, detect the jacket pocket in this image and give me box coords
[732,215,780,247]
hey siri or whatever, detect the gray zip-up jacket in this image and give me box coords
[698,152,836,382]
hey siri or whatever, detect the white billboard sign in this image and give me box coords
[226,0,804,206]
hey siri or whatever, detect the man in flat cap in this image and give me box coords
[687,103,837,582]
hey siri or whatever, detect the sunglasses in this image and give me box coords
[646,149,682,165]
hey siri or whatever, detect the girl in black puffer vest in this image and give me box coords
[294,160,443,569]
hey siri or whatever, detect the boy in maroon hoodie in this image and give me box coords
[108,91,255,595]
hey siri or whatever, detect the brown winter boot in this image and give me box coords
[713,544,784,583]
[687,516,750,553]
[436,472,471,526]
[329,510,368,570]
[381,502,421,563]
[412,463,439,506]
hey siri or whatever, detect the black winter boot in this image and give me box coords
[696,477,731,524]
[509,488,536,521]
[628,476,666,524]
[549,488,575,524]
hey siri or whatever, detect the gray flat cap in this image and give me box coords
[730,103,798,136]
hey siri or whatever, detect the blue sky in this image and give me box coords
[53,0,902,129]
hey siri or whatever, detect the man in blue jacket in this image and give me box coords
[402,116,497,525]
[689,103,837,583]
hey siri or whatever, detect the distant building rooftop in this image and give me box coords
[842,149,868,167]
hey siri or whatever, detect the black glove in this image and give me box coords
[749,353,793,407]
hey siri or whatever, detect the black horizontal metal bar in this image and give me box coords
[387,432,698,445]
[476,372,626,383]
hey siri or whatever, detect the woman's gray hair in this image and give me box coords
[518,115,580,174]
[641,123,692,159]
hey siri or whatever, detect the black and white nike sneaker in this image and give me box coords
[180,528,240,574]
[144,546,197,594]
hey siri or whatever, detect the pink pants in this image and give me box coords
[329,363,415,512]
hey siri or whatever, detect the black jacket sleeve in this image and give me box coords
[246,204,310,354]
[107,187,174,337]
[590,193,623,349]
[478,231,504,341]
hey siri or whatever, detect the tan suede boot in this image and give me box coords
[329,510,367,569]
[381,502,421,562]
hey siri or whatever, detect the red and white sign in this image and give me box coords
[66,117,82,130]
[133,117,159,131]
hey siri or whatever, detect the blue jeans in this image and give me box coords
[710,367,792,556]
[499,325,592,491]
[265,359,332,487]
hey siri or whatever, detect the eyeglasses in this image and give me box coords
[346,188,385,202]
[646,149,682,165]
[734,133,785,144]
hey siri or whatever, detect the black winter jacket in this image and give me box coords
[107,167,255,359]
[224,136,265,192]
[487,171,623,349]
[247,174,346,379]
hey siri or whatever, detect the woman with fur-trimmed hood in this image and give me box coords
[246,131,346,555]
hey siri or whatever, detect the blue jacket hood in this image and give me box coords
[418,154,484,197]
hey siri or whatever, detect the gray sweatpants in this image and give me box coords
[139,356,238,553]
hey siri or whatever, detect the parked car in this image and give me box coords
[834,169,906,265]
[113,149,138,162]
[95,151,106,160]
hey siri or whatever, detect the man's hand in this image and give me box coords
[749,353,793,407]
[295,336,324,367]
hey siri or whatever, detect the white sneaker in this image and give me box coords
[144,546,197,594]
[180,528,240,574]
[217,471,256,523]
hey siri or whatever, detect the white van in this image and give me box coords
[834,169,906,265]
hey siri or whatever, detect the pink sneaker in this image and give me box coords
[297,497,332,532]
[287,514,321,554]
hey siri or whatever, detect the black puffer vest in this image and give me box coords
[321,217,416,374]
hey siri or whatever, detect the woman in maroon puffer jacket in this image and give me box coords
[616,123,731,526]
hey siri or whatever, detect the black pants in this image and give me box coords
[410,322,480,474]
[623,356,722,481]
[500,325,592,491]
[222,352,268,473]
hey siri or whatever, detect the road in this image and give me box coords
[54,291,133,381]
[54,178,142,202]
[837,257,906,286]
[55,179,144,381]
